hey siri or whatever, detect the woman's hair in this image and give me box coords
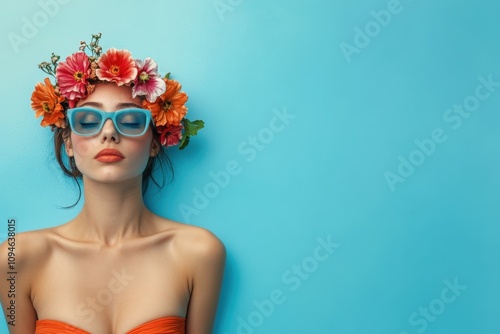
[53,118,174,207]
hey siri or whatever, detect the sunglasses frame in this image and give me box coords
[67,107,153,137]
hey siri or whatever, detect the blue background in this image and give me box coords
[1,0,499,333]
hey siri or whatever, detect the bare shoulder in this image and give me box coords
[0,229,55,320]
[156,220,226,330]
[157,217,226,265]
[0,228,54,273]
[0,227,55,327]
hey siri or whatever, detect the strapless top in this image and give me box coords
[35,316,185,333]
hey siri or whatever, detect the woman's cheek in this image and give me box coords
[74,140,91,156]
[70,135,92,160]
[129,141,152,168]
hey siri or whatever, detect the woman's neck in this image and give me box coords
[71,176,152,247]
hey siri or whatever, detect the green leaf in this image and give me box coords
[182,119,205,137]
[179,135,190,150]
[177,119,204,150]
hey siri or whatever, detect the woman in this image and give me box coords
[0,34,225,333]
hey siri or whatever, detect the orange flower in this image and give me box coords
[31,77,66,127]
[143,78,188,126]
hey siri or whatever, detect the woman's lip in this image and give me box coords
[95,155,124,163]
[94,148,125,161]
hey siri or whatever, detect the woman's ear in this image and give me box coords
[150,140,160,157]
[64,136,74,157]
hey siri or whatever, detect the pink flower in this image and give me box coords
[132,58,166,102]
[158,125,183,147]
[96,48,137,86]
[55,52,90,101]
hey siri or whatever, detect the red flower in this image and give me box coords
[96,48,137,86]
[55,52,90,102]
[158,124,183,147]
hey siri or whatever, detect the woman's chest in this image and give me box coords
[31,246,190,325]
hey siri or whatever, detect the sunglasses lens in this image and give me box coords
[72,109,103,135]
[69,109,150,136]
[116,111,148,135]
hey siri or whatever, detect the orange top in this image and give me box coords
[35,316,185,334]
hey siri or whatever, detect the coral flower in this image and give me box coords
[132,58,166,102]
[143,78,188,126]
[158,125,183,147]
[56,52,90,101]
[96,48,137,86]
[31,77,66,127]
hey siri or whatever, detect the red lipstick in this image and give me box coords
[94,148,125,163]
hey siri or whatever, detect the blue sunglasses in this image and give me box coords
[67,107,152,137]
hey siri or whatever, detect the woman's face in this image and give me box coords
[66,83,157,184]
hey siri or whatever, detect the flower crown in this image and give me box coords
[30,33,204,149]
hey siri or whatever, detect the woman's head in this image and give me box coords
[58,83,161,184]
[31,33,204,199]
[53,88,171,197]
